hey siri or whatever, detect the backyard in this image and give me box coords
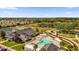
[1,40,24,51]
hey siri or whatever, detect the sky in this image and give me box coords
[0,7,79,17]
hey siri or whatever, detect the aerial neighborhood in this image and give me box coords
[0,18,79,51]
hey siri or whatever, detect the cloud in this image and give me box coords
[65,11,72,15]
[0,7,18,10]
[3,11,11,14]
[2,10,14,16]
[66,7,74,8]
[0,7,18,16]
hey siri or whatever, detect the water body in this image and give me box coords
[38,37,51,46]
[0,27,15,34]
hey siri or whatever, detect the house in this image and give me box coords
[24,43,59,51]
[6,28,36,43]
[40,43,59,51]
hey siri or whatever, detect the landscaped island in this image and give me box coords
[0,18,79,51]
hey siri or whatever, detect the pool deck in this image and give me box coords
[25,33,60,51]
[31,34,55,50]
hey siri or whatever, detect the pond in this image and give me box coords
[0,27,15,34]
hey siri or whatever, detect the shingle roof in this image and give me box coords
[17,28,35,36]
[47,44,59,51]
[41,43,59,51]
[6,28,36,41]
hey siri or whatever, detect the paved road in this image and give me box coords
[0,44,16,51]
[0,40,8,43]
[59,35,79,50]
[0,40,16,51]
[45,31,79,50]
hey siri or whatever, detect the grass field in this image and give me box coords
[14,23,53,32]
[2,41,18,47]
[15,26,27,30]
[1,40,24,51]
[12,44,24,51]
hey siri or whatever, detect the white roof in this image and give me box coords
[25,44,34,50]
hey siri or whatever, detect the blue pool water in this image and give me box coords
[38,37,51,46]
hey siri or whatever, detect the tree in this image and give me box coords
[53,22,75,34]
[36,27,39,32]
[0,31,6,39]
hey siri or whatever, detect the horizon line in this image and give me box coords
[0,16,79,18]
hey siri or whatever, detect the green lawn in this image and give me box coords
[12,44,24,51]
[15,26,27,30]
[2,41,18,47]
[31,27,52,32]
[60,41,70,47]
[1,40,24,51]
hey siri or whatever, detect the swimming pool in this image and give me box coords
[37,37,51,46]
